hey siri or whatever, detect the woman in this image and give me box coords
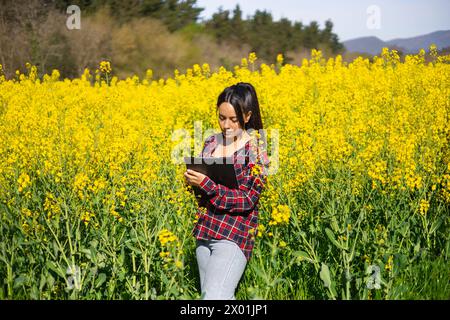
[184,82,270,300]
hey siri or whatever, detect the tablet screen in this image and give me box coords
[184,156,239,189]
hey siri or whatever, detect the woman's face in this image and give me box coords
[218,102,251,139]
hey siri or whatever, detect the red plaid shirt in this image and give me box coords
[192,133,270,261]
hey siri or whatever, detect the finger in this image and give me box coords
[189,171,201,177]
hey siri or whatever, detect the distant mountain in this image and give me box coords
[344,30,450,55]
[386,30,450,53]
[343,36,388,55]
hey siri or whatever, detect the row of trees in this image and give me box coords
[0,0,345,79]
[51,0,204,31]
[204,6,343,61]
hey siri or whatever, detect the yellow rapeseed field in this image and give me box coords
[0,48,449,299]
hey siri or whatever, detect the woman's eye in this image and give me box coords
[219,117,238,123]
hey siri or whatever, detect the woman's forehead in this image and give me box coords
[218,102,236,116]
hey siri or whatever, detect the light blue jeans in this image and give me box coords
[196,238,247,300]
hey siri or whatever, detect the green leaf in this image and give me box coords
[52,240,59,257]
[47,274,55,289]
[414,241,420,254]
[95,273,107,288]
[319,263,337,299]
[361,230,368,243]
[125,242,143,255]
[46,261,66,279]
[81,248,92,260]
[355,278,362,289]
[30,285,39,300]
[430,216,444,234]
[330,216,339,232]
[89,239,99,249]
[14,275,28,288]
[39,274,46,291]
[160,272,170,286]
[320,263,332,288]
[293,250,316,264]
[325,228,346,250]
[118,247,125,265]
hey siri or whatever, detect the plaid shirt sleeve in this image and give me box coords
[198,149,270,213]
[194,135,216,208]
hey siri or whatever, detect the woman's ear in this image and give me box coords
[244,111,252,124]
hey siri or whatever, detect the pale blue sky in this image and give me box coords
[195,0,450,41]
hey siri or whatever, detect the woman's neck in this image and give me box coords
[221,130,249,147]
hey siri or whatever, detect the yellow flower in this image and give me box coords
[51,69,60,80]
[22,222,30,233]
[80,211,95,226]
[74,172,89,191]
[418,199,430,216]
[202,63,210,76]
[257,224,265,237]
[146,69,153,80]
[21,208,33,217]
[269,204,290,226]
[385,255,394,272]
[158,229,178,246]
[429,44,438,57]
[110,209,123,223]
[250,163,262,176]
[248,52,257,64]
[17,173,31,193]
[276,53,284,65]
[44,192,61,219]
[362,254,371,264]
[99,61,112,74]
[159,251,170,258]
[74,172,90,199]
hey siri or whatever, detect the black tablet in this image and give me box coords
[184,156,239,190]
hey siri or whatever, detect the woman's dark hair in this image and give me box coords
[216,82,264,131]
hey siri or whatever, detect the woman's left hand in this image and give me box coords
[184,169,207,187]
